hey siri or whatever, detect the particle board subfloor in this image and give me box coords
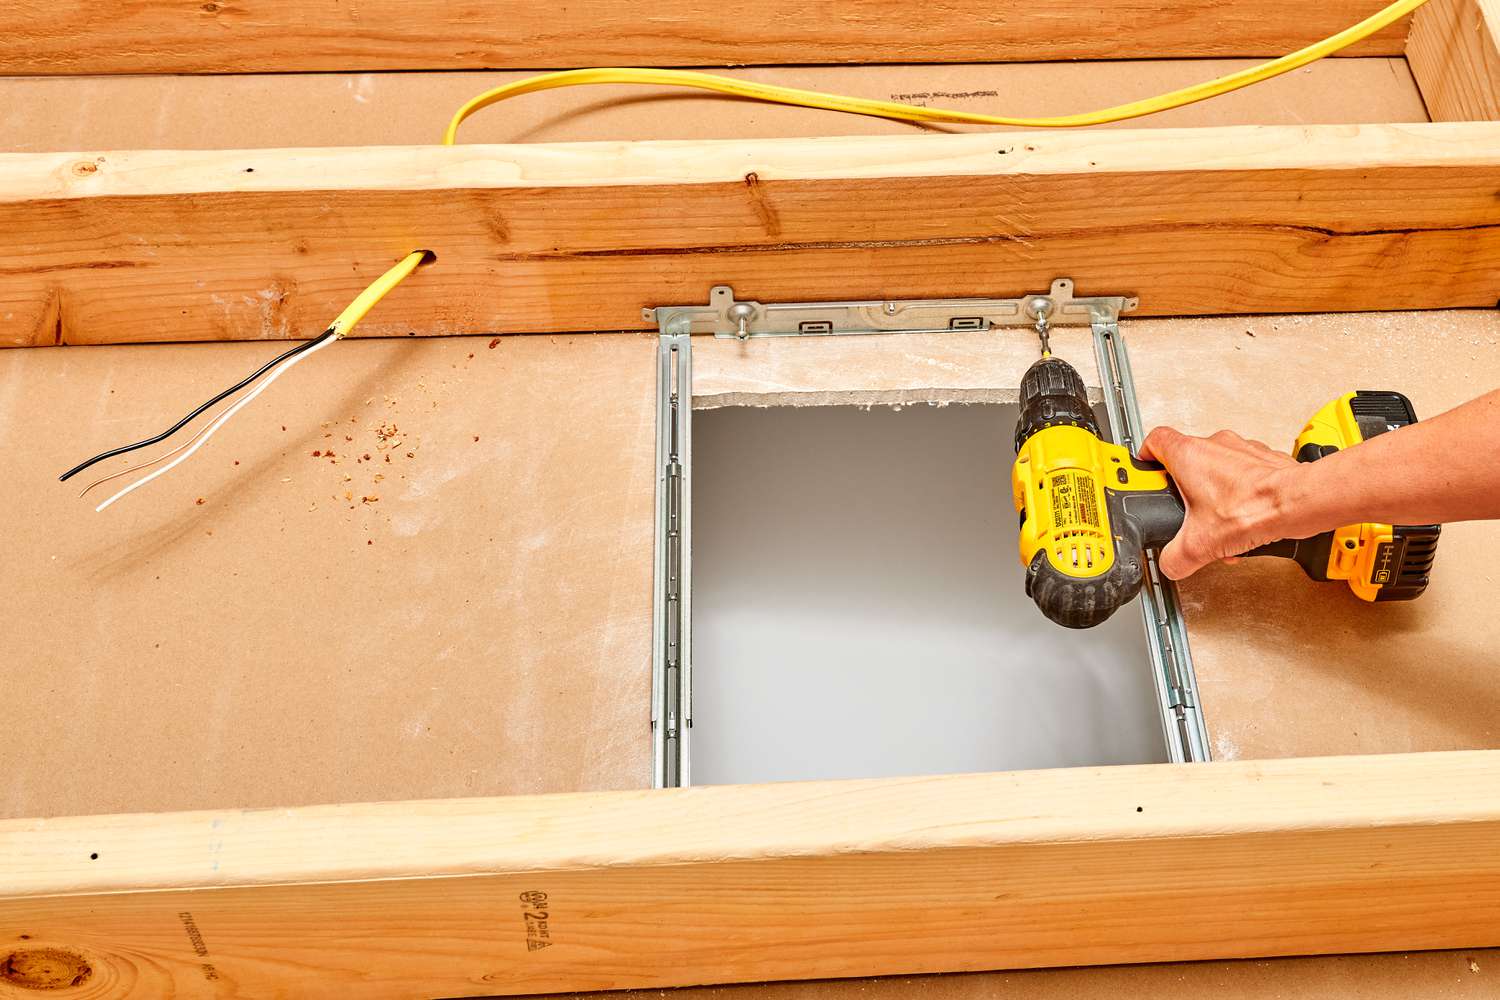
[587,948,1498,1000]
[7,309,1497,810]
[5,311,1500,997]
[0,59,1428,154]
[1129,309,1500,762]
[0,333,657,818]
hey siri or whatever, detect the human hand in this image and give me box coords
[1136,427,1306,580]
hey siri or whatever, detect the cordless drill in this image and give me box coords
[1011,355,1441,629]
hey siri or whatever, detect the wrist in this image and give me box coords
[1257,462,1336,540]
[1260,458,1356,539]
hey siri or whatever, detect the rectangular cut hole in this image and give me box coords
[690,401,1168,786]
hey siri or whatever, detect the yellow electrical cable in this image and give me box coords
[329,249,435,338]
[445,0,1428,144]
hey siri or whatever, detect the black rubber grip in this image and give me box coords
[1245,534,1334,582]
[1025,488,1170,629]
[1246,538,1299,559]
[1119,489,1184,550]
[1025,548,1144,630]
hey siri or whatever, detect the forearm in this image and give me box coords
[1277,388,1500,536]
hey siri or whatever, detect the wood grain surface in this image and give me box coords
[5,123,1500,348]
[0,0,1411,76]
[2,752,1499,997]
[1407,0,1500,119]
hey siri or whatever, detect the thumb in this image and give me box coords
[1156,533,1194,581]
[1155,523,1217,581]
[1138,426,1184,466]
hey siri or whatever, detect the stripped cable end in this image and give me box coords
[78,250,433,512]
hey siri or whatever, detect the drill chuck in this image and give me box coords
[1015,356,1099,451]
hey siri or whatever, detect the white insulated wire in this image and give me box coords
[95,334,339,513]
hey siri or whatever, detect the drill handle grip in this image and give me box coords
[1242,535,1335,585]
[1119,488,1186,551]
[1245,538,1301,559]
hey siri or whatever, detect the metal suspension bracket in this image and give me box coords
[649,278,1208,785]
[645,278,1137,340]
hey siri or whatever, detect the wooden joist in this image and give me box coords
[1407,0,1500,119]
[1,0,1411,76]
[4,123,1500,348]
[3,752,1500,997]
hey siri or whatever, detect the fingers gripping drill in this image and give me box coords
[1011,320,1440,629]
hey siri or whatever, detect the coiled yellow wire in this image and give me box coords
[444,0,1428,145]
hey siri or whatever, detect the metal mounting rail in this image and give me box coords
[648,279,1208,785]
[651,333,692,788]
[1091,319,1211,764]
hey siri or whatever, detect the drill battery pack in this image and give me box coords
[1254,390,1440,602]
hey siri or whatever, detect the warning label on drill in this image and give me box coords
[1049,472,1100,529]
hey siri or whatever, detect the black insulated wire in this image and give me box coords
[58,329,336,482]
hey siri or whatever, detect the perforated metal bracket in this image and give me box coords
[651,334,692,788]
[644,279,1137,341]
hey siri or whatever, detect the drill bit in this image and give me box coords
[1028,296,1053,357]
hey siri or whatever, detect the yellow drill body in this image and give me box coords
[1012,425,1172,580]
[1013,359,1440,628]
